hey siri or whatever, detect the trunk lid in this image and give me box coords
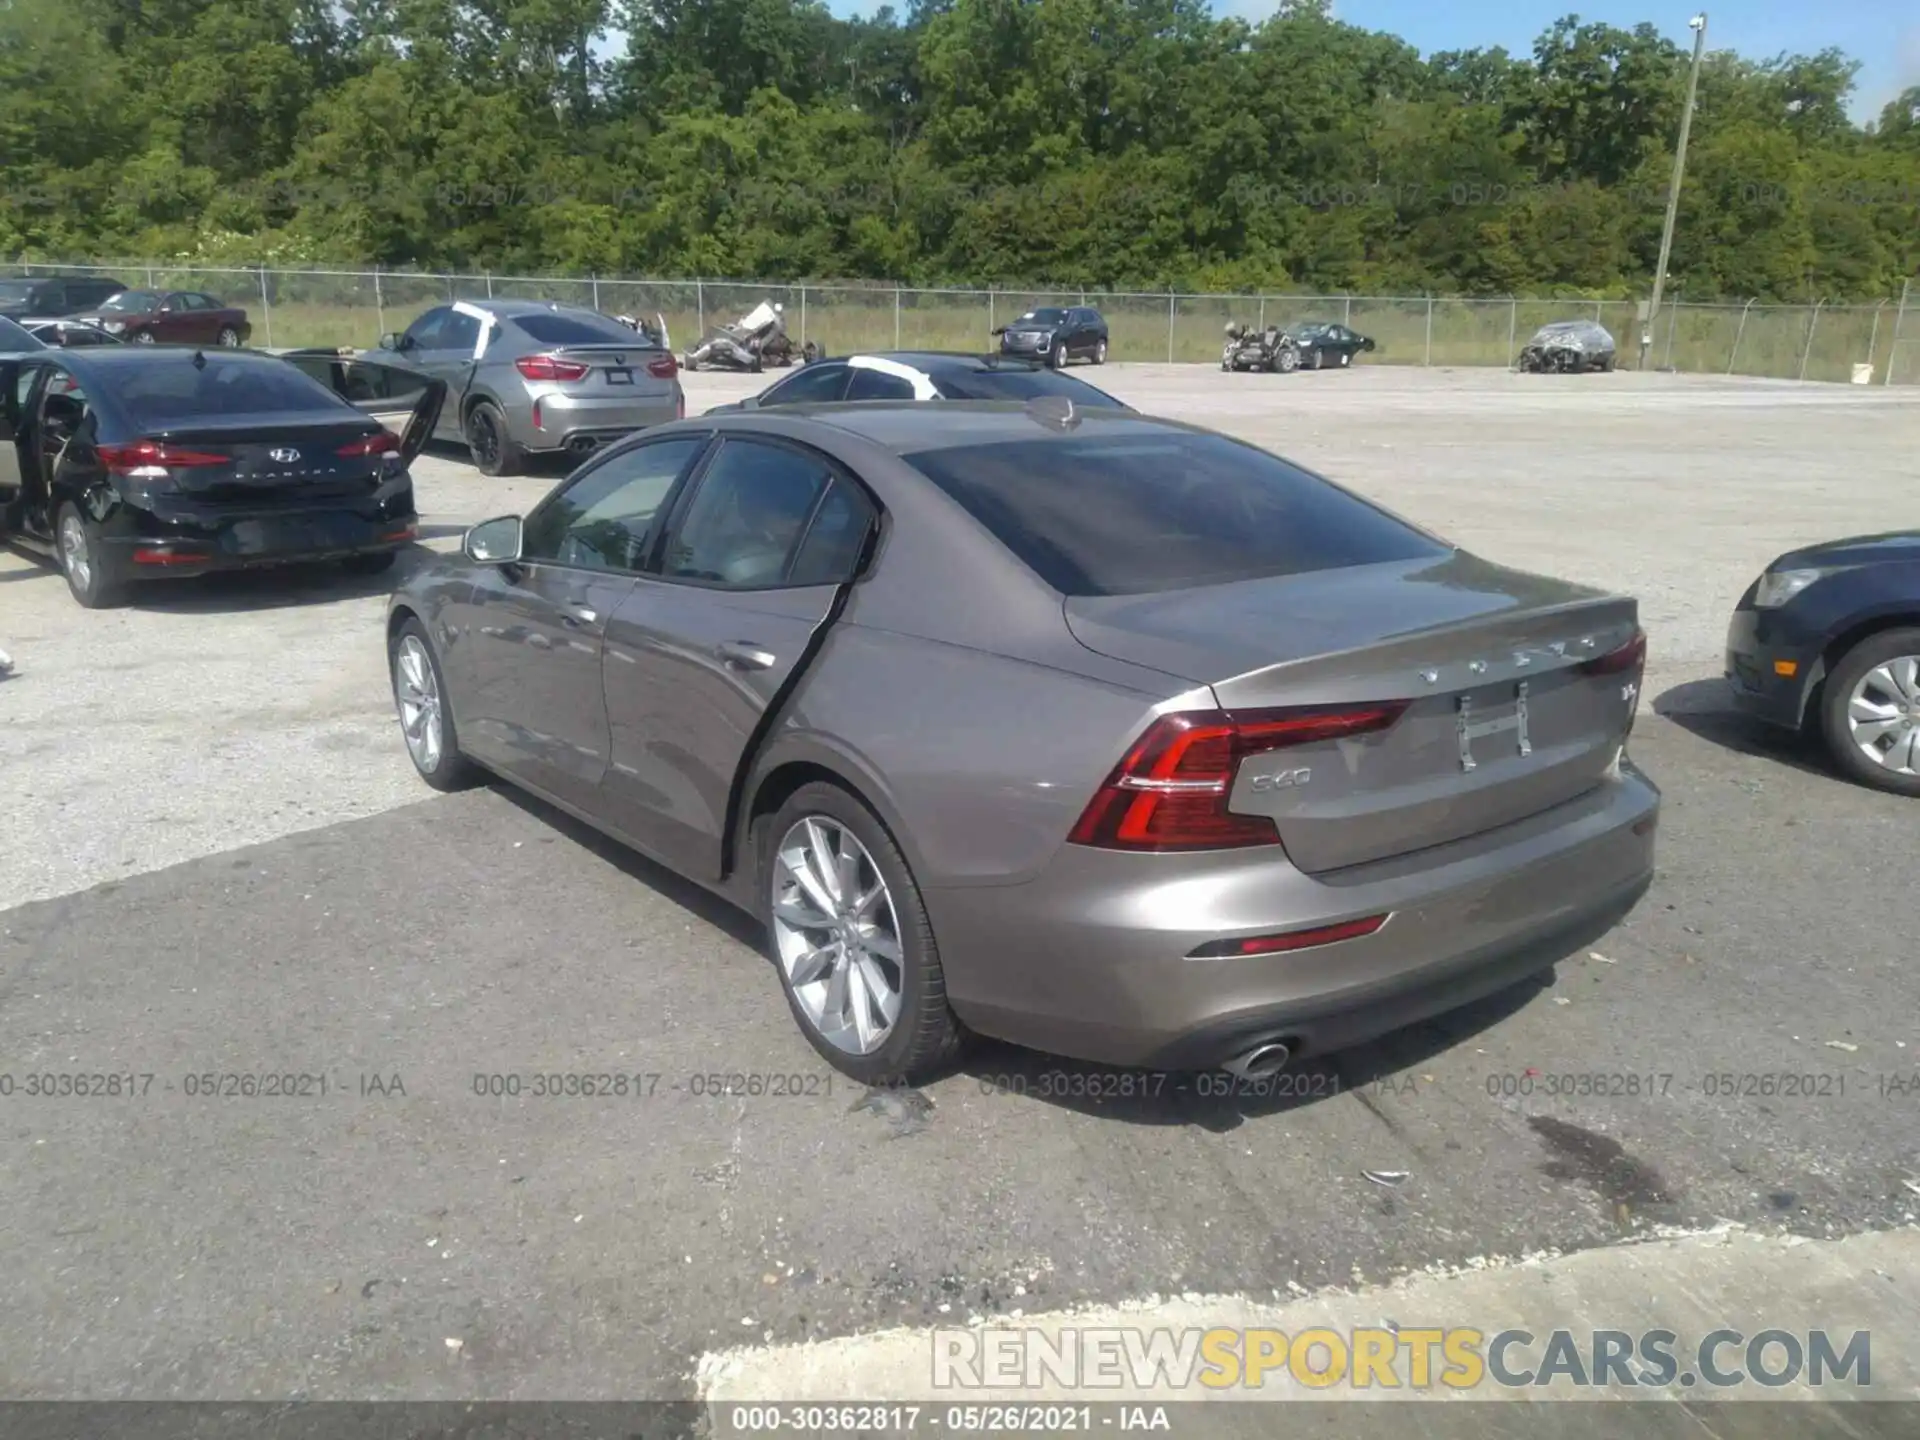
[1065,552,1644,873]
[521,344,676,397]
[134,416,397,502]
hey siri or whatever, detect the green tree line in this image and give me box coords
[2,0,1916,298]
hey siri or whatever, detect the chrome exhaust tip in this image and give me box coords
[1220,1040,1293,1081]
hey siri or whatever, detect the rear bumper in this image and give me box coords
[96,495,417,579]
[515,387,681,452]
[929,761,1660,1071]
[1724,605,1820,731]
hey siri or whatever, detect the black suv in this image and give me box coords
[993,306,1110,368]
[0,275,130,320]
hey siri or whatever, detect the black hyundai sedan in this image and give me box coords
[1724,532,1920,796]
[0,346,444,607]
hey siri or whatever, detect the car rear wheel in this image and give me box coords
[763,782,965,1085]
[217,326,240,347]
[1310,348,1324,370]
[131,331,154,344]
[1820,629,1920,797]
[57,502,125,608]
[390,620,477,792]
[1339,350,1352,368]
[464,400,524,478]
[1094,339,1108,364]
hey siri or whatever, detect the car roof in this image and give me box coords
[839,351,1050,374]
[766,399,1182,454]
[45,345,291,371]
[470,298,605,320]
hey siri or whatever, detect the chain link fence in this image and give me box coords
[10,260,1915,384]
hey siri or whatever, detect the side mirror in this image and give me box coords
[739,396,760,410]
[464,514,523,564]
[990,326,1007,336]
[379,332,402,351]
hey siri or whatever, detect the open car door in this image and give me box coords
[277,350,448,465]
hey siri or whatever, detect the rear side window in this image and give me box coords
[116,358,349,427]
[937,368,1127,408]
[904,431,1447,597]
[845,367,917,401]
[511,311,643,346]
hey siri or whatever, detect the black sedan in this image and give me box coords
[992,306,1109,368]
[707,352,1132,414]
[1724,532,1920,795]
[0,346,444,607]
[1288,322,1376,369]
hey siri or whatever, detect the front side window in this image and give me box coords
[660,439,831,589]
[441,310,483,354]
[759,362,849,406]
[522,436,707,572]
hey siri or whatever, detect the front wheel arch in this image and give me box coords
[1802,610,1920,730]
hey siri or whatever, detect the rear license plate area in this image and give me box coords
[606,368,632,385]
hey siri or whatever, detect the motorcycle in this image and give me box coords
[1221,321,1301,374]
[682,301,821,372]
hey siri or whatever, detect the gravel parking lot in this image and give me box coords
[2,365,1917,1402]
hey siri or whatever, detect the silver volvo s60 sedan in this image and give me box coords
[386,399,1659,1084]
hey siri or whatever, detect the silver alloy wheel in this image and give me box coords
[771,816,904,1055]
[218,327,240,347]
[1846,655,1920,776]
[393,635,444,773]
[1095,339,1107,363]
[59,511,91,593]
[132,330,154,343]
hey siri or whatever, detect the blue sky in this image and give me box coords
[825,0,1920,126]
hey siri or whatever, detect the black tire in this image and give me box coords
[760,781,965,1085]
[1094,339,1107,364]
[131,330,155,344]
[1276,347,1299,374]
[1339,350,1352,368]
[389,617,479,792]
[1818,627,1920,798]
[1050,341,1067,370]
[343,550,397,576]
[1310,348,1324,370]
[217,326,241,347]
[55,501,126,608]
[464,400,524,477]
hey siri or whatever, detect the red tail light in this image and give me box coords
[515,354,591,382]
[647,354,679,379]
[1188,914,1390,958]
[1068,703,1408,852]
[1579,629,1647,676]
[337,430,398,458]
[97,440,228,472]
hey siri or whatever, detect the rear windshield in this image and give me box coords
[938,368,1128,408]
[115,357,348,426]
[904,431,1447,597]
[511,312,644,346]
[0,315,47,350]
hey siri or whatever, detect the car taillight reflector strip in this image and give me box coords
[516,354,591,382]
[1579,628,1647,676]
[98,440,228,471]
[338,430,399,457]
[1188,913,1390,959]
[1067,702,1408,852]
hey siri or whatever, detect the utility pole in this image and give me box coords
[1642,13,1707,370]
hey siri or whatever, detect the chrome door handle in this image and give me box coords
[561,603,598,626]
[716,641,776,670]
